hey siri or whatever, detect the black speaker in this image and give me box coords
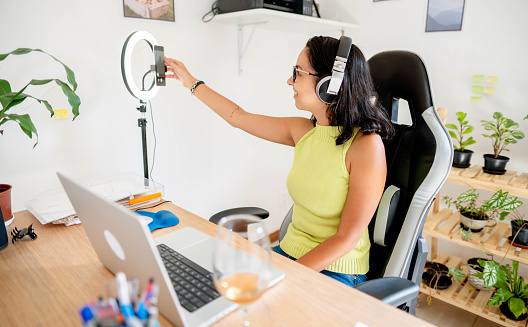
[0,204,8,250]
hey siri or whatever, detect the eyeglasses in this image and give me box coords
[292,66,318,82]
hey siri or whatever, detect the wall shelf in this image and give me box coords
[210,9,359,74]
[211,9,359,34]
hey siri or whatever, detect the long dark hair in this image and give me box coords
[306,36,394,144]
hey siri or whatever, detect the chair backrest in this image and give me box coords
[367,50,452,280]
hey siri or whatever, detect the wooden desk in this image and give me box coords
[0,203,433,327]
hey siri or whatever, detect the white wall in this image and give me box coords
[1,0,528,242]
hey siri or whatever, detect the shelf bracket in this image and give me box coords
[237,22,267,75]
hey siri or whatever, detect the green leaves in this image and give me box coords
[0,48,78,91]
[0,48,80,146]
[478,259,528,318]
[448,266,466,283]
[457,188,477,203]
[445,111,476,151]
[481,111,525,157]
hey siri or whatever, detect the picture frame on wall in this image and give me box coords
[425,0,465,32]
[123,0,175,22]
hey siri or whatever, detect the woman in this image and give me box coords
[165,36,394,287]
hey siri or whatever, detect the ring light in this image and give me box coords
[121,31,160,101]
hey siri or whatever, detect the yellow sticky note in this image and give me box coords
[54,109,69,119]
[472,75,485,82]
[486,75,499,83]
[483,86,496,95]
[471,96,482,102]
[472,85,484,93]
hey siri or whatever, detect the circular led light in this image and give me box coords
[121,31,160,101]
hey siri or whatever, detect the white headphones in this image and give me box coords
[315,36,353,104]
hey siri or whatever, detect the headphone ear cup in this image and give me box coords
[315,75,335,105]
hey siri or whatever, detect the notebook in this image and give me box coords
[58,172,285,327]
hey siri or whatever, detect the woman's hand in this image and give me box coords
[164,57,197,90]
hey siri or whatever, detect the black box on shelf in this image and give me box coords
[218,0,313,16]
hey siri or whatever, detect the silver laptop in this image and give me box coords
[58,172,284,327]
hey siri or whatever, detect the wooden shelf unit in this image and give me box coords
[423,165,528,326]
[420,253,528,327]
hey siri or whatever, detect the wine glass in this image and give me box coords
[212,214,272,327]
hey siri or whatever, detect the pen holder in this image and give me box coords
[80,273,160,327]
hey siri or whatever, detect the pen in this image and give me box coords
[116,272,143,327]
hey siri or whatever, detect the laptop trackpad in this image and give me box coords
[177,238,215,272]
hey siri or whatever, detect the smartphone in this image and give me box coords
[154,45,166,86]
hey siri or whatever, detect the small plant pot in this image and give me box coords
[467,258,494,290]
[500,301,528,321]
[0,184,13,226]
[459,212,496,231]
[422,262,452,289]
[483,154,510,175]
[511,220,528,246]
[453,149,473,168]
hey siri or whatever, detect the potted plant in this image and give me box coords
[0,48,80,226]
[481,112,525,175]
[510,210,528,246]
[475,260,528,321]
[443,189,523,240]
[422,261,465,305]
[0,48,80,147]
[467,257,494,290]
[446,112,476,168]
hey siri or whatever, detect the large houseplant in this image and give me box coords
[481,112,525,174]
[0,48,80,225]
[443,189,523,240]
[0,48,80,147]
[446,111,476,168]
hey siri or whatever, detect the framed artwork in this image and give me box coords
[425,0,465,32]
[123,0,175,22]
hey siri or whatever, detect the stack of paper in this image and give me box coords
[24,172,164,226]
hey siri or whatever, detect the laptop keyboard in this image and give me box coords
[157,244,221,312]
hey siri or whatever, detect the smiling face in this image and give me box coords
[287,47,329,123]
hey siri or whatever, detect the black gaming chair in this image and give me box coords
[212,50,453,314]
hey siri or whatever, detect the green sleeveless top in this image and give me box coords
[280,124,370,274]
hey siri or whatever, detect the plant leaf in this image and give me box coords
[482,262,499,288]
[0,48,77,91]
[493,112,503,120]
[462,125,474,134]
[501,196,523,211]
[446,124,457,130]
[5,113,38,147]
[0,79,53,113]
[0,79,11,97]
[508,297,527,319]
[456,112,467,122]
[54,79,80,118]
[449,267,466,283]
[458,189,477,203]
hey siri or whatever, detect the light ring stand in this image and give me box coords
[121,30,160,101]
[121,31,163,183]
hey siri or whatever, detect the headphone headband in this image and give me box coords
[327,36,353,95]
[315,36,353,104]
